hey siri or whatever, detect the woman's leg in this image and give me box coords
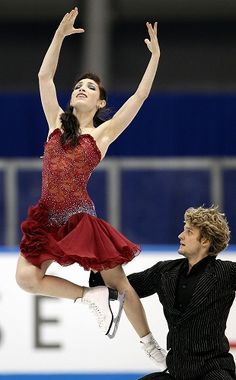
[16,254,84,299]
[100,265,167,369]
[15,254,115,334]
[101,265,148,337]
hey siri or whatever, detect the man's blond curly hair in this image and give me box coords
[184,205,230,256]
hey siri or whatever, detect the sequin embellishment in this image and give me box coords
[40,130,101,227]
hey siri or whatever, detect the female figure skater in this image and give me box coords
[16,7,166,369]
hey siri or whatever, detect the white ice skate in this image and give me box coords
[140,333,167,371]
[76,286,125,339]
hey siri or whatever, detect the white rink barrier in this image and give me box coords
[0,247,235,374]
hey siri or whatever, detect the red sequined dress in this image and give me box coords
[20,129,140,270]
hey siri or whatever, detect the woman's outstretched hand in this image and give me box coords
[57,7,85,37]
[144,22,160,58]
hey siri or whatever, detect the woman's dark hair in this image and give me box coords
[60,72,107,147]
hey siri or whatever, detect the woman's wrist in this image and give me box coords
[55,28,66,40]
[151,51,160,60]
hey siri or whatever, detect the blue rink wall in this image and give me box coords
[1,91,236,247]
[1,162,236,246]
[0,375,144,380]
[1,92,236,158]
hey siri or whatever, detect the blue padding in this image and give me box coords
[17,169,42,243]
[223,169,236,246]
[0,374,145,380]
[121,169,211,244]
[0,170,5,244]
[87,170,108,220]
[1,92,236,157]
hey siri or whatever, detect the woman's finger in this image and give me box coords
[73,28,85,34]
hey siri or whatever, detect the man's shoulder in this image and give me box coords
[214,258,236,268]
[157,258,185,271]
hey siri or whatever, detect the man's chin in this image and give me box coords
[178,248,185,257]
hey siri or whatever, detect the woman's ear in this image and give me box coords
[98,99,106,109]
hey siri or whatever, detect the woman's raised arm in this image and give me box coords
[38,7,84,131]
[97,22,160,147]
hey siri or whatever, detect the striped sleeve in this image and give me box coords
[128,262,162,298]
[231,261,236,290]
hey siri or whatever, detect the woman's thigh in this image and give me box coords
[100,265,129,291]
[16,254,53,289]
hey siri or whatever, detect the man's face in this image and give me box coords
[178,222,206,258]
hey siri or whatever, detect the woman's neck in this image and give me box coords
[73,108,95,131]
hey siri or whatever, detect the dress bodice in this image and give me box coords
[40,129,101,226]
[21,129,140,271]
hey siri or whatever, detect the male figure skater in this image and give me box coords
[90,206,236,380]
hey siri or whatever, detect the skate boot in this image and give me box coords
[140,333,167,371]
[76,286,125,339]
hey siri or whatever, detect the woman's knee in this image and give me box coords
[101,266,130,292]
[16,268,39,293]
[15,255,44,293]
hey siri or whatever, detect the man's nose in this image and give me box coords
[178,231,184,240]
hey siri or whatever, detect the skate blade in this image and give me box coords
[106,292,125,339]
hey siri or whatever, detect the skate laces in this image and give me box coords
[142,337,166,361]
[83,299,106,328]
[75,287,123,338]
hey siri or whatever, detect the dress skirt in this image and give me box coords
[20,202,140,271]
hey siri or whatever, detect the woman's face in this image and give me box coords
[70,78,102,111]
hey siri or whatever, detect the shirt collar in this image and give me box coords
[181,255,215,276]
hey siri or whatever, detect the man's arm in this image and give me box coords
[128,263,161,298]
[89,262,161,298]
[231,261,236,291]
[89,271,106,287]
